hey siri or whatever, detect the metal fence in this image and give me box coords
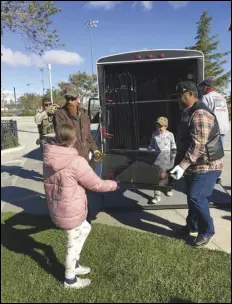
[1,120,19,150]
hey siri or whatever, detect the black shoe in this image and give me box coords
[216,177,222,184]
[192,235,214,248]
[176,226,198,237]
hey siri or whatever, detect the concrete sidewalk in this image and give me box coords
[1,117,231,253]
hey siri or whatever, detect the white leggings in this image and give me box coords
[65,220,91,279]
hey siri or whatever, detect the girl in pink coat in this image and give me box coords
[43,123,118,289]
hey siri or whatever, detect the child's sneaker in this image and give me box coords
[152,191,161,204]
[166,190,173,197]
[152,196,161,204]
[64,277,91,289]
[75,265,91,276]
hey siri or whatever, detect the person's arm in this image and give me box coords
[202,95,214,111]
[148,133,155,150]
[76,157,117,192]
[179,110,214,170]
[53,110,65,133]
[170,133,177,152]
[85,112,98,152]
[34,110,48,125]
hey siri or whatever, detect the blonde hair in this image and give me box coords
[156,117,168,128]
[55,124,77,147]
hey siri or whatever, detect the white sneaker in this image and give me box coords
[75,265,91,276]
[152,196,161,204]
[167,190,173,197]
[64,277,91,289]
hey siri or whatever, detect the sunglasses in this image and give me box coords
[66,96,77,101]
[44,103,52,107]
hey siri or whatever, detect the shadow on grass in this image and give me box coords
[168,299,193,303]
[1,213,64,283]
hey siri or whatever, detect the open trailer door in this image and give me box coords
[89,50,204,190]
[88,49,230,210]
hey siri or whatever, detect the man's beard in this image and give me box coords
[67,103,78,117]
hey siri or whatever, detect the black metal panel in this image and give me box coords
[1,120,19,150]
[104,72,139,151]
[97,50,203,64]
[90,150,174,191]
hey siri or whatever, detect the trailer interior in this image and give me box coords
[103,58,198,151]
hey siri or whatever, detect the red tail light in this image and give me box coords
[135,55,141,60]
[101,127,113,138]
[158,53,164,58]
[101,127,106,135]
[146,54,153,59]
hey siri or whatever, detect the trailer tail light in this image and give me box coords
[101,127,106,135]
[135,55,141,60]
[101,127,113,138]
[146,54,153,59]
[158,53,164,58]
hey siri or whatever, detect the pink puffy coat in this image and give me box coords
[43,144,117,229]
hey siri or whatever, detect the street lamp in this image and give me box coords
[86,20,98,75]
[48,64,53,104]
[39,67,45,95]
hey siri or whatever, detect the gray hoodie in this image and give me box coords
[201,91,230,135]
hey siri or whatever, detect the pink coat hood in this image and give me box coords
[43,144,117,229]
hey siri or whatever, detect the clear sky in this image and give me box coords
[1,1,231,101]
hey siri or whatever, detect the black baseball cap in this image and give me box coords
[198,78,214,88]
[171,81,198,96]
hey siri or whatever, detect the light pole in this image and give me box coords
[39,67,45,95]
[48,64,53,104]
[86,20,98,75]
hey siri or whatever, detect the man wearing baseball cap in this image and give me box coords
[53,83,102,162]
[198,78,230,184]
[35,96,60,153]
[170,81,224,248]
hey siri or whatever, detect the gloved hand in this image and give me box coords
[170,165,185,180]
[46,104,60,115]
[94,150,104,159]
[45,105,53,114]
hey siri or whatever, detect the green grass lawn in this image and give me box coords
[1,212,231,303]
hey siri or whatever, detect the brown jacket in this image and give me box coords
[53,106,98,161]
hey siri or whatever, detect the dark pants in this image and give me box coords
[40,139,46,154]
[185,171,221,237]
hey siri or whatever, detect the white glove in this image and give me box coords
[170,165,185,180]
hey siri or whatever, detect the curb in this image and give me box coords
[1,145,26,155]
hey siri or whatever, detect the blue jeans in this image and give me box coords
[219,134,225,178]
[185,171,221,238]
[221,134,225,147]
